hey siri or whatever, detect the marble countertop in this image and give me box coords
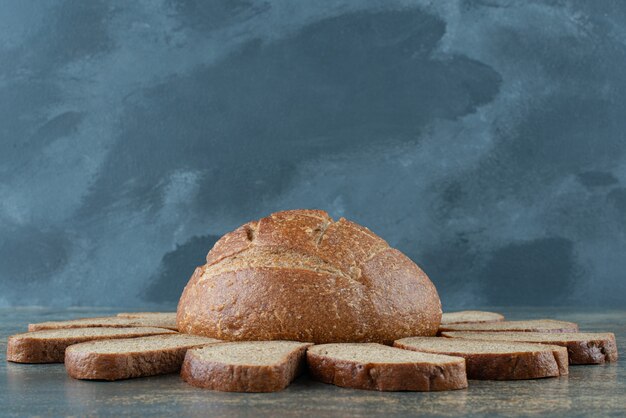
[1,307,624,417]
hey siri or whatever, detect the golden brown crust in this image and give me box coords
[178,268,371,342]
[361,248,441,341]
[205,222,257,267]
[180,342,311,392]
[178,209,441,343]
[306,345,467,391]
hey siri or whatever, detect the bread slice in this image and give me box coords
[441,331,618,364]
[181,341,312,392]
[116,312,176,320]
[28,316,178,332]
[65,334,220,380]
[6,327,175,363]
[441,310,505,325]
[394,337,568,380]
[439,319,578,333]
[306,343,467,391]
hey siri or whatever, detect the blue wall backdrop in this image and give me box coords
[1,0,625,308]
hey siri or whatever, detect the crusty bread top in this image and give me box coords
[307,343,464,364]
[441,331,616,343]
[441,311,505,325]
[439,319,578,333]
[65,334,219,354]
[204,210,390,273]
[177,209,442,343]
[116,312,176,320]
[203,210,391,283]
[186,341,311,366]
[29,316,178,331]
[11,327,175,339]
[395,337,565,354]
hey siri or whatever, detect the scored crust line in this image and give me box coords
[362,246,392,264]
[198,247,353,282]
[202,215,393,285]
[315,219,332,247]
[245,222,258,242]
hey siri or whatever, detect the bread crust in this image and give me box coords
[566,337,618,364]
[7,336,68,364]
[116,312,176,320]
[306,345,467,391]
[441,332,618,364]
[66,350,183,380]
[177,210,441,344]
[6,328,175,363]
[28,316,178,332]
[453,350,568,380]
[441,311,505,325]
[438,319,579,334]
[394,339,569,380]
[64,336,220,380]
[180,342,311,392]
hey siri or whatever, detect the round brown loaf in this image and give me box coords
[177,209,441,344]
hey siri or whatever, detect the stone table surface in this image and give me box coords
[1,307,624,417]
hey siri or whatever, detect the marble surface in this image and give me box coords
[1,307,624,417]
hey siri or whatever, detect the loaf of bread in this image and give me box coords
[177,210,441,344]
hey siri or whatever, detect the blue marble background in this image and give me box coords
[1,0,625,308]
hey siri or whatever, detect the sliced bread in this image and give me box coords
[439,319,578,334]
[116,312,176,321]
[65,334,219,380]
[6,327,175,363]
[306,343,467,391]
[441,331,618,364]
[394,337,568,380]
[28,316,178,332]
[441,310,505,325]
[181,341,312,392]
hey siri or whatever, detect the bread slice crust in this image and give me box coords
[306,343,468,391]
[65,334,220,380]
[6,327,175,363]
[394,337,568,380]
[441,310,505,325]
[438,319,578,334]
[441,331,618,364]
[116,312,176,320]
[29,316,178,332]
[181,341,312,392]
